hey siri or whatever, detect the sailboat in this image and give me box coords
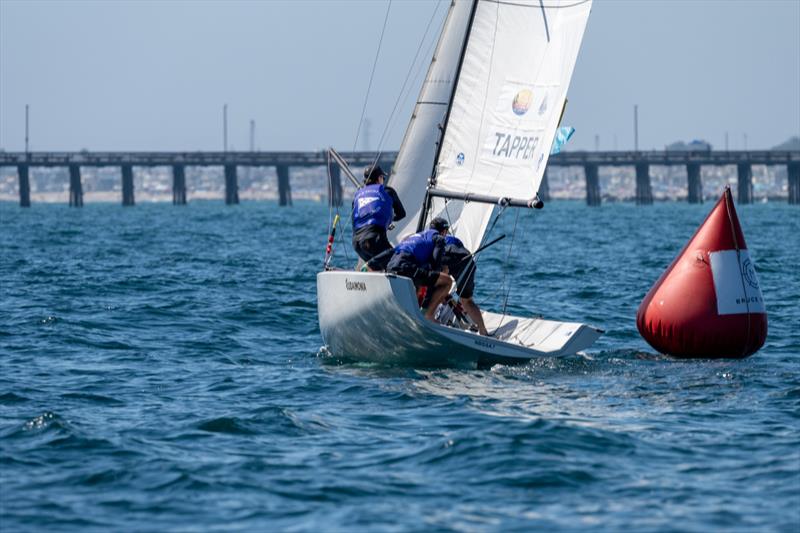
[317,0,602,369]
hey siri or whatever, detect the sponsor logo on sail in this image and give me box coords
[538,93,548,116]
[491,133,539,159]
[512,89,533,116]
[456,152,465,166]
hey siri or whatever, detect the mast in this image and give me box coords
[415,0,480,232]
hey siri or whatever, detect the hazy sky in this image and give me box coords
[1,0,798,152]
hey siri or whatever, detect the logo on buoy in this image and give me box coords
[742,258,759,289]
[512,89,533,116]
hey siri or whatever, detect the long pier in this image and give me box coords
[2,150,798,207]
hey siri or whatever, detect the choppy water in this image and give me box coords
[1,199,798,532]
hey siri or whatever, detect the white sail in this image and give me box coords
[387,0,474,246]
[430,0,592,252]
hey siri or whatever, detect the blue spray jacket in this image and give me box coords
[394,229,445,268]
[352,184,393,231]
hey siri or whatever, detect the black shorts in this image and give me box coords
[352,226,392,262]
[447,254,476,299]
[387,252,440,287]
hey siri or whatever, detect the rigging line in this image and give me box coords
[353,0,393,152]
[386,20,443,183]
[372,0,444,168]
[443,199,454,228]
[417,0,480,233]
[484,0,590,9]
[338,199,351,264]
[539,0,551,42]
[326,153,348,266]
[326,152,334,230]
[500,208,522,320]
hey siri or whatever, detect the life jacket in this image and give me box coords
[352,184,393,231]
[395,229,439,265]
[444,235,464,249]
[441,235,470,275]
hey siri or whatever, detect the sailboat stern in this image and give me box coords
[316,271,480,368]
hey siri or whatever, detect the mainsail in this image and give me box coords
[391,0,592,253]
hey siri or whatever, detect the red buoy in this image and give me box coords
[636,188,767,358]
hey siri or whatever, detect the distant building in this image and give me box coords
[666,139,713,152]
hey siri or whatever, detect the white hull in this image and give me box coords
[317,271,602,369]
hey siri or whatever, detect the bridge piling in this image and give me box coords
[276,165,292,206]
[224,165,239,205]
[172,165,187,205]
[121,165,135,206]
[788,163,800,205]
[687,163,703,204]
[538,168,551,202]
[17,165,31,207]
[584,164,601,206]
[635,163,653,205]
[327,163,343,207]
[68,165,83,207]
[737,163,753,204]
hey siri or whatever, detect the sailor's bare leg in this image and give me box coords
[423,273,452,321]
[461,297,489,335]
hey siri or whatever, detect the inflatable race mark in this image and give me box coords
[637,187,767,358]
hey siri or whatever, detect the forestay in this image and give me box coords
[429,0,592,253]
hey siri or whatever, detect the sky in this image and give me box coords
[1,0,798,153]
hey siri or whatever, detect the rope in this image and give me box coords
[372,0,444,169]
[353,0,393,152]
[500,209,521,318]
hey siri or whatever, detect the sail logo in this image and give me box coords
[456,152,465,166]
[538,93,548,116]
[491,133,539,160]
[512,89,533,116]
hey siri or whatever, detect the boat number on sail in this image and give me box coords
[345,278,367,292]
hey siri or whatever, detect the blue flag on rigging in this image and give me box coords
[550,126,575,155]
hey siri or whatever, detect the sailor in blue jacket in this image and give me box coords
[442,235,489,336]
[386,217,452,321]
[352,165,406,270]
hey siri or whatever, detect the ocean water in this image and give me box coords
[1,199,798,532]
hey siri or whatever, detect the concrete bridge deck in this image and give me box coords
[2,150,798,207]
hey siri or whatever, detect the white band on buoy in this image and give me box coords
[710,249,766,315]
